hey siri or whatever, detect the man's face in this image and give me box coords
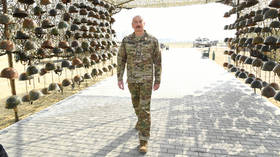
[132,16,145,32]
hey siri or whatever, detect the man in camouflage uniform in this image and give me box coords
[117,15,162,153]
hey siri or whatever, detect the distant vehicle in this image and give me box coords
[210,40,219,46]
[193,37,212,48]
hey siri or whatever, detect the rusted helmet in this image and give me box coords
[22,18,37,29]
[269,0,280,8]
[13,8,28,18]
[71,40,79,47]
[39,68,48,76]
[40,0,52,5]
[59,41,69,49]
[41,40,54,49]
[80,25,88,32]
[29,89,42,101]
[22,94,30,102]
[63,13,71,22]
[41,88,50,95]
[72,57,82,66]
[261,86,276,98]
[62,0,71,4]
[269,83,280,90]
[48,83,59,91]
[62,78,71,86]
[5,95,22,109]
[24,41,35,51]
[0,67,18,79]
[262,61,276,71]
[42,19,55,29]
[80,9,88,15]
[252,58,263,67]
[45,62,55,71]
[74,75,82,82]
[0,40,14,51]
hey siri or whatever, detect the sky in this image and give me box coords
[112,3,236,43]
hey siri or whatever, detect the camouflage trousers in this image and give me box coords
[128,82,153,141]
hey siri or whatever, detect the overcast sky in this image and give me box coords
[112,3,236,42]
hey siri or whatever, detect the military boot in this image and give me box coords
[138,140,148,153]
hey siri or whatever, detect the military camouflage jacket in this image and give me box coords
[117,30,162,84]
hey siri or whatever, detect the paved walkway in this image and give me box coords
[1,48,280,157]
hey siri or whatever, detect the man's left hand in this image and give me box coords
[153,83,160,91]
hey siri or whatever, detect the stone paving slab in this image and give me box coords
[1,48,280,157]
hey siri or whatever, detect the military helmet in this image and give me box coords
[24,40,35,51]
[0,67,18,79]
[261,86,276,98]
[45,62,55,71]
[56,3,65,10]
[33,6,45,16]
[264,36,277,45]
[49,9,58,16]
[264,8,278,19]
[15,31,29,40]
[262,61,277,71]
[270,21,280,28]
[29,89,42,101]
[269,0,280,8]
[62,79,71,87]
[5,96,22,109]
[26,65,38,76]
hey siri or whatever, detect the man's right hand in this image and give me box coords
[118,80,124,90]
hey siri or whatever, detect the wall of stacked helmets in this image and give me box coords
[223,0,280,102]
[0,0,119,121]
